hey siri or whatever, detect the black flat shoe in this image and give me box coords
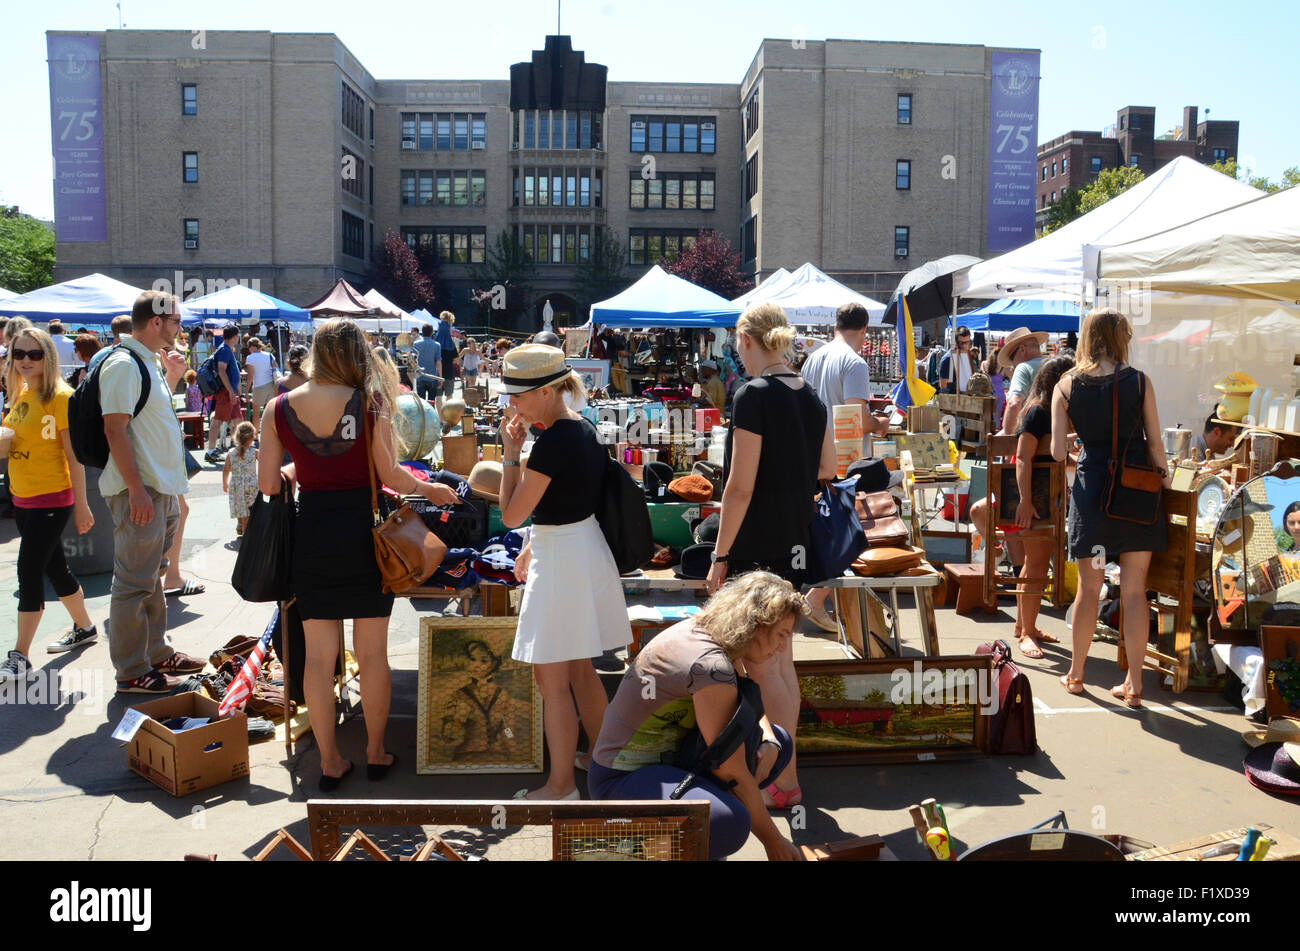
[367,753,397,781]
[318,760,354,793]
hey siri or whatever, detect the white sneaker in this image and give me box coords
[805,600,839,634]
[0,651,33,683]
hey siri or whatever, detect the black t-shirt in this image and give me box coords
[722,376,827,563]
[1017,403,1053,460]
[525,417,607,525]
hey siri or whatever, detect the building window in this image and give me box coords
[742,216,757,262]
[1120,115,1126,131]
[400,170,417,206]
[183,152,198,183]
[896,159,911,190]
[744,89,760,141]
[420,114,435,150]
[524,112,536,149]
[1041,165,1047,182]
[471,170,486,206]
[1212,147,1228,163]
[628,229,704,266]
[369,165,374,205]
[1051,161,1057,177]
[422,171,437,206]
[401,113,417,149]
[182,84,197,116]
[743,153,758,201]
[630,172,715,211]
[1051,191,1056,203]
[341,148,363,199]
[342,212,365,259]
[567,113,578,150]
[401,226,487,264]
[472,115,486,149]
[897,94,912,125]
[183,219,199,249]
[1128,154,1141,167]
[647,178,662,209]
[1090,156,1103,173]
[1061,157,1068,174]
[631,115,717,154]
[369,107,375,145]
[454,114,469,150]
[1128,114,1141,132]
[894,225,910,258]
[342,82,365,139]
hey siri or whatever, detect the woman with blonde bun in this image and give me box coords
[706,302,836,811]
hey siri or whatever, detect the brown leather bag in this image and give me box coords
[855,490,910,547]
[364,410,447,594]
[850,545,924,577]
[1101,368,1164,525]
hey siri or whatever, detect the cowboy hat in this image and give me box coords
[997,327,1050,371]
[1243,716,1300,751]
[501,344,569,395]
[467,460,503,502]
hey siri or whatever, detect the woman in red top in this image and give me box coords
[259,318,459,792]
[1,329,96,683]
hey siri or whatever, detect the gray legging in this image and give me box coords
[587,725,793,860]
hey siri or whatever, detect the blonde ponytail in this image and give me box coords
[737,302,795,358]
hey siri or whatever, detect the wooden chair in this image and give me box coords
[935,393,995,460]
[1116,488,1207,694]
[980,434,1068,611]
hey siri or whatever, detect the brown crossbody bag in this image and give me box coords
[363,404,447,593]
[1102,367,1163,525]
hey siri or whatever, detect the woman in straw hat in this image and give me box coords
[1051,308,1169,708]
[258,317,461,792]
[707,302,836,811]
[497,343,632,800]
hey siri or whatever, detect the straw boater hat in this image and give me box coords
[997,327,1050,371]
[501,344,569,395]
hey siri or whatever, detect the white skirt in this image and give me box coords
[513,515,632,664]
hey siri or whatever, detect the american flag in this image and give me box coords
[218,608,277,718]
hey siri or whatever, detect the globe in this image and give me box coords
[393,393,441,461]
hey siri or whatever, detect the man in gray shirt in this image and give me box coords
[799,302,890,633]
[412,322,443,408]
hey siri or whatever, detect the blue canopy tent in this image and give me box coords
[960,298,1081,333]
[0,272,154,321]
[180,285,311,328]
[590,266,743,328]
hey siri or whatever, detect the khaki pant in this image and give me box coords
[106,489,179,682]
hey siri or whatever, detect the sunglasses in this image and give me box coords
[10,348,44,362]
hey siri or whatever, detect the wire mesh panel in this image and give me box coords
[307,800,709,862]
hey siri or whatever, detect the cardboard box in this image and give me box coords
[127,694,248,797]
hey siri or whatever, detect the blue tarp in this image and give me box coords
[960,298,1080,333]
[181,285,312,327]
[591,266,743,328]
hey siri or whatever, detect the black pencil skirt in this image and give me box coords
[293,487,395,621]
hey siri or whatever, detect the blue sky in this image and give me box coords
[3,0,1296,219]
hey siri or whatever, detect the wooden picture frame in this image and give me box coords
[1261,625,1300,719]
[919,529,971,567]
[416,617,543,775]
[567,358,610,392]
[795,656,993,764]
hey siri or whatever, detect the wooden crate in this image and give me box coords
[935,393,994,458]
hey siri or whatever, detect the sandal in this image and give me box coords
[1060,675,1085,695]
[1017,634,1045,659]
[1110,685,1143,709]
[762,784,803,810]
[164,580,206,598]
[1027,628,1060,644]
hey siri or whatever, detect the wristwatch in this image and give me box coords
[503,459,520,467]
[710,551,730,564]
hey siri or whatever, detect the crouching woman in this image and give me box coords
[588,571,805,861]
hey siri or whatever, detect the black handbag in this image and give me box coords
[669,675,765,799]
[231,475,296,602]
[807,477,869,584]
[1102,368,1164,526]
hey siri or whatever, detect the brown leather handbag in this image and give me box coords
[850,546,924,577]
[855,490,910,547]
[364,408,447,594]
[1102,368,1164,525]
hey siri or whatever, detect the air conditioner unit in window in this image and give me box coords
[631,121,645,129]
[184,239,198,249]
[701,122,715,130]
[895,247,909,257]
[471,142,485,150]
[401,140,416,149]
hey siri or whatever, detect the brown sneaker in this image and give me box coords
[154,651,207,675]
[117,670,181,694]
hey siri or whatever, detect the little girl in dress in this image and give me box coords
[222,421,258,535]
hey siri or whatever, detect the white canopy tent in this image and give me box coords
[953,157,1263,301]
[733,268,791,309]
[740,262,887,324]
[0,287,19,300]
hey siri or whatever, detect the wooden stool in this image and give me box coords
[945,563,996,615]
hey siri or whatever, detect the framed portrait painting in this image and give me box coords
[416,617,544,775]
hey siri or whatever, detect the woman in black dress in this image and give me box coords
[1051,309,1169,708]
[706,302,836,809]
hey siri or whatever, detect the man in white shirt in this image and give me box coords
[99,291,205,693]
[799,302,891,632]
[48,321,78,376]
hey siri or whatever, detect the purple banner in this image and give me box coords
[986,51,1040,254]
[48,34,107,243]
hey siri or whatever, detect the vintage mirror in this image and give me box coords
[1210,462,1300,639]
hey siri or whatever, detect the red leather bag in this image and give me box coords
[976,639,1037,755]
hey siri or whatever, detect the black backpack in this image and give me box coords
[195,353,222,396]
[597,453,654,574]
[68,345,151,469]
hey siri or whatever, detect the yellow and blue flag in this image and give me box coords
[889,294,936,410]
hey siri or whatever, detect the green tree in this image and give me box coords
[574,226,629,316]
[1041,187,1084,235]
[1077,165,1146,215]
[0,207,55,293]
[468,230,534,322]
[1211,158,1300,194]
